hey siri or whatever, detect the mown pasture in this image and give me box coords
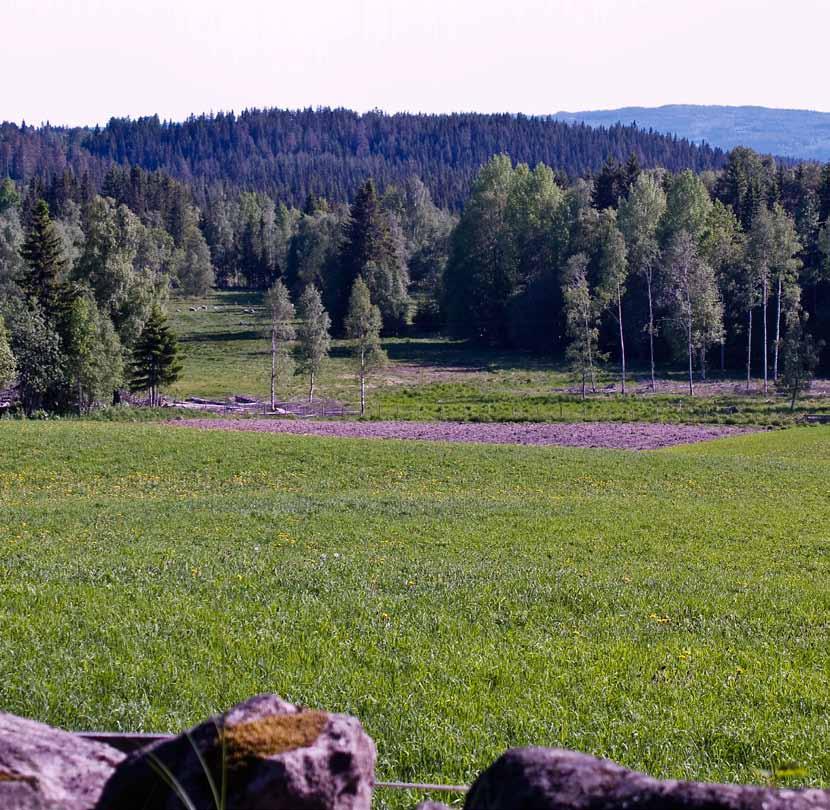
[1,421,828,806]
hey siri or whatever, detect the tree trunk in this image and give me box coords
[617,283,626,395]
[308,370,315,403]
[720,340,725,373]
[746,308,752,393]
[359,350,366,416]
[699,346,706,381]
[583,313,595,393]
[646,276,656,390]
[773,275,782,382]
[762,276,769,395]
[270,327,277,411]
[687,317,694,397]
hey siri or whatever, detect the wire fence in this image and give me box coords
[78,733,469,794]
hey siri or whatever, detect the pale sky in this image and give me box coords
[4,0,830,126]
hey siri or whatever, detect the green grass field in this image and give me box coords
[1,421,829,806]
[168,291,829,427]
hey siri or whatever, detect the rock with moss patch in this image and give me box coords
[96,693,376,809]
[0,711,124,810]
[464,748,830,810]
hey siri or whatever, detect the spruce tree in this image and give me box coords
[20,199,67,319]
[296,285,331,403]
[127,307,182,406]
[344,277,386,415]
[339,179,409,331]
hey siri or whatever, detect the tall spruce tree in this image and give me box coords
[339,179,409,331]
[127,307,182,406]
[20,199,67,319]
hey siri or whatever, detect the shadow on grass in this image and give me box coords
[381,337,562,372]
[179,330,265,343]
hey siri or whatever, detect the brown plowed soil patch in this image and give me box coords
[168,419,757,450]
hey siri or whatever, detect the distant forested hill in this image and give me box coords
[552,105,830,162]
[0,108,725,208]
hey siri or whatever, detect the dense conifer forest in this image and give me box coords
[0,108,725,209]
[1,107,829,413]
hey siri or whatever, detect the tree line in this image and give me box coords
[2,142,829,414]
[1,109,726,210]
[444,150,829,398]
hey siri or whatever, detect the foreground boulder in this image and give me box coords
[464,748,830,810]
[97,694,376,810]
[0,711,124,810]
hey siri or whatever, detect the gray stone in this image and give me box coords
[0,711,124,810]
[464,748,830,810]
[96,693,376,809]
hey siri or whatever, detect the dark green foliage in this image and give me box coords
[4,302,66,413]
[591,155,638,210]
[777,313,823,409]
[338,179,410,331]
[127,307,182,406]
[0,110,726,210]
[20,199,68,318]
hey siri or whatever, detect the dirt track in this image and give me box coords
[169,418,757,451]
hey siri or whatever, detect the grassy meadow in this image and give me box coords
[1,420,829,806]
[168,291,830,426]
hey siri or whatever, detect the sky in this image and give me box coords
[4,0,830,126]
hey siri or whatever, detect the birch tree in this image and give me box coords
[0,315,16,389]
[618,173,667,389]
[296,285,331,403]
[562,253,602,399]
[264,279,296,410]
[344,277,387,415]
[663,231,724,395]
[767,204,802,382]
[593,210,628,394]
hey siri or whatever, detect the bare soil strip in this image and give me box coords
[168,418,756,450]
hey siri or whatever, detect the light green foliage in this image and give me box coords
[65,294,124,412]
[264,280,296,407]
[562,253,601,397]
[77,196,170,347]
[345,277,387,414]
[619,173,668,386]
[0,315,16,388]
[173,224,214,297]
[660,170,713,246]
[1,422,829,808]
[618,173,667,275]
[663,231,724,391]
[296,285,331,402]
